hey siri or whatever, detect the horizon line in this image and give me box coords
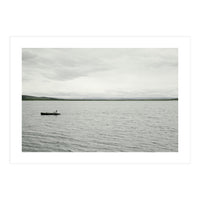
[22,95,178,101]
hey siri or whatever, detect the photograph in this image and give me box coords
[3,1,196,199]
[22,48,178,152]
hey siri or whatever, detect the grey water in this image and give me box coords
[22,101,178,152]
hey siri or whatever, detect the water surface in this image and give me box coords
[22,101,178,152]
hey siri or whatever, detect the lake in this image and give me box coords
[22,101,178,152]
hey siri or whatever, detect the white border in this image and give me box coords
[10,36,190,164]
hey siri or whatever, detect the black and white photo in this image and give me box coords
[22,48,178,152]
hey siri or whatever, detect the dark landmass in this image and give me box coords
[22,95,58,101]
[22,95,178,101]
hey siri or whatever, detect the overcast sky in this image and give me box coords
[22,48,178,98]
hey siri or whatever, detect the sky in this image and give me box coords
[22,48,178,99]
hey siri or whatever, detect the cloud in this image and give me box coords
[22,48,111,82]
[22,48,178,98]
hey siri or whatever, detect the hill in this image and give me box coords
[22,95,60,101]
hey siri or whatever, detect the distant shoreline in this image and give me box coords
[22,95,178,101]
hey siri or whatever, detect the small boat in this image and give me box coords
[41,111,61,115]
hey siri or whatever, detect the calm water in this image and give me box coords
[22,101,178,152]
